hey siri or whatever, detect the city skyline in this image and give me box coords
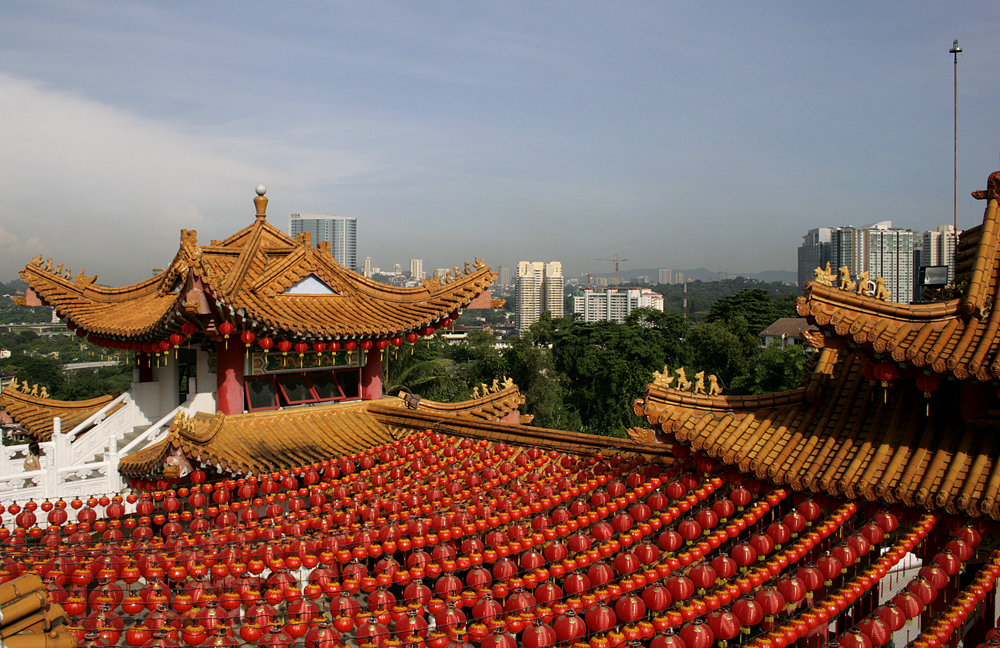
[2,4,999,285]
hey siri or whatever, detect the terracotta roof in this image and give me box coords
[398,380,526,421]
[119,400,399,477]
[758,317,818,340]
[367,402,676,459]
[120,385,670,477]
[0,389,117,441]
[796,170,1000,381]
[633,347,1000,519]
[18,191,495,343]
[0,575,73,647]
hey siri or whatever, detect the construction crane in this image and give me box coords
[583,273,594,289]
[596,255,628,288]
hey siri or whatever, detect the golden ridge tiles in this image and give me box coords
[0,390,117,441]
[633,343,1000,519]
[18,202,495,342]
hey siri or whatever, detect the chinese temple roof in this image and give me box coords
[633,348,1000,520]
[797,170,1000,381]
[0,387,118,442]
[18,187,495,344]
[119,383,668,478]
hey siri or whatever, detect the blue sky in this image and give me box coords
[1,1,998,285]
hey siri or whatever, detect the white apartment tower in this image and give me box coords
[658,268,673,285]
[362,257,373,278]
[543,262,564,319]
[516,260,563,334]
[289,213,357,270]
[922,224,959,283]
[410,259,424,280]
[573,289,664,323]
[796,221,945,305]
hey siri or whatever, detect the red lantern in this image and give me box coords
[241,331,256,346]
[182,323,197,336]
[218,322,234,338]
[169,333,185,347]
[873,362,897,383]
[679,619,714,648]
[259,337,274,352]
[278,340,292,354]
[856,614,892,647]
[294,342,309,355]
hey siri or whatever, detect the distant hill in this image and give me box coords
[618,268,796,285]
[736,270,797,284]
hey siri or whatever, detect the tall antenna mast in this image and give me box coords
[950,39,962,237]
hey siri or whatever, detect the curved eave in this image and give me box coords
[20,263,182,338]
[0,391,117,441]
[797,283,1000,381]
[229,266,496,339]
[632,348,1000,521]
[120,402,397,477]
[399,384,525,421]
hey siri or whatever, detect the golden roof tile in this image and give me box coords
[632,347,1000,519]
[18,192,495,342]
[120,383,671,477]
[0,389,118,441]
[796,170,1000,381]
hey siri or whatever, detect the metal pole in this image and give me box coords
[950,40,962,235]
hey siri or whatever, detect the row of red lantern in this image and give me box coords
[64,308,463,354]
[3,456,756,596]
[737,512,936,648]
[872,525,995,648]
[50,458,724,644]
[39,460,720,624]
[5,438,664,580]
[33,450,976,648]
[47,476,856,648]
[6,433,529,538]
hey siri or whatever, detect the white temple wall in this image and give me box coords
[188,347,217,414]
[131,357,180,426]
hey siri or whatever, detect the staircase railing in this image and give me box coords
[63,392,135,465]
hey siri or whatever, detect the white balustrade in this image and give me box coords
[0,392,188,506]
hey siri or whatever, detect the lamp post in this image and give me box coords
[950,39,962,236]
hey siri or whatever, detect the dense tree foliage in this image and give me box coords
[418,287,810,437]
[650,277,800,321]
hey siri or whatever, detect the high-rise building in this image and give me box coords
[658,268,673,285]
[922,224,959,282]
[516,260,563,334]
[289,213,357,270]
[498,266,510,288]
[362,257,373,278]
[798,221,920,304]
[675,272,684,285]
[573,289,664,323]
[410,259,424,280]
[797,228,833,288]
[543,262,564,319]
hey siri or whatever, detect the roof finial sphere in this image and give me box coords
[256,184,266,196]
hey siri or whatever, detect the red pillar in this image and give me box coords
[361,347,383,400]
[216,340,245,415]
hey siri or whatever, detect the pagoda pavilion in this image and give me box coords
[16,186,495,425]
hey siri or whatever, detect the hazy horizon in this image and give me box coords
[2,2,999,286]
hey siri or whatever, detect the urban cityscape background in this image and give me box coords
[282,212,962,335]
